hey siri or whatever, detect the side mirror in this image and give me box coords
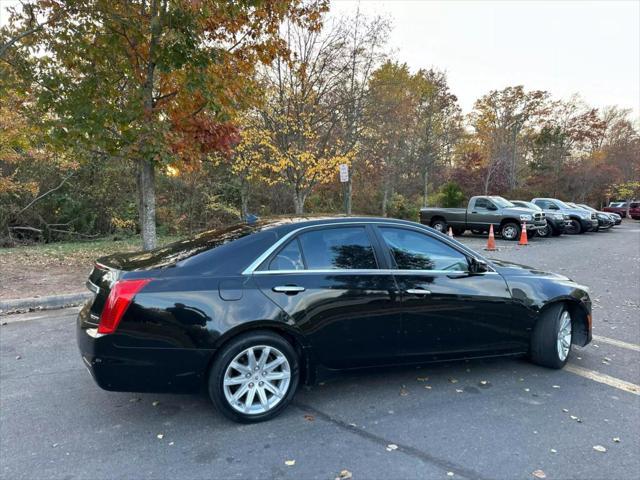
[487,204,498,211]
[548,204,559,210]
[469,257,489,274]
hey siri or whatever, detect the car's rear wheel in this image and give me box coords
[208,331,299,423]
[566,219,582,234]
[501,222,520,241]
[530,304,572,369]
[431,218,447,232]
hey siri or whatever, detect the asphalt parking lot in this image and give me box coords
[1,222,639,480]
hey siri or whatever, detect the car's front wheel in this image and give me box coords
[208,331,299,423]
[501,222,521,241]
[530,304,572,369]
[566,219,582,234]
[537,224,552,238]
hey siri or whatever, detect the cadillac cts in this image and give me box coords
[77,217,592,422]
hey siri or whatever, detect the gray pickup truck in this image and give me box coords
[420,195,547,241]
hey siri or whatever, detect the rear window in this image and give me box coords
[269,226,378,271]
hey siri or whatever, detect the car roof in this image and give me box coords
[255,215,427,236]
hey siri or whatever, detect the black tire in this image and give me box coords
[551,228,562,237]
[566,218,582,234]
[537,224,552,238]
[431,218,447,233]
[208,330,300,423]
[500,222,521,241]
[530,303,572,369]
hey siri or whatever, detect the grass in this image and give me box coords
[0,234,182,267]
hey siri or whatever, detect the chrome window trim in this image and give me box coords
[242,221,496,275]
[252,268,499,276]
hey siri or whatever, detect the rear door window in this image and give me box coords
[269,238,304,271]
[297,227,378,270]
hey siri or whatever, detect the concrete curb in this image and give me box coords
[0,292,92,315]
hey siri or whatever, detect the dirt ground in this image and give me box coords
[0,236,177,300]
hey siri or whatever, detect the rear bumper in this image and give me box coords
[77,305,213,393]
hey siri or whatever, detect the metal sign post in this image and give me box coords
[339,164,349,216]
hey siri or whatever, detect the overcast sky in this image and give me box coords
[330,0,640,117]
[2,0,638,117]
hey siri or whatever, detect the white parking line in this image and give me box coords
[592,335,640,352]
[565,364,640,396]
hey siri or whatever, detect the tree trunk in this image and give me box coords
[483,167,491,195]
[381,182,389,217]
[240,181,250,220]
[625,197,631,218]
[293,191,305,214]
[138,0,160,251]
[138,158,157,251]
[423,167,429,207]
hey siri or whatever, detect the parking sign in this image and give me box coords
[339,164,349,183]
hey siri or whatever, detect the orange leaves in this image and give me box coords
[168,114,240,167]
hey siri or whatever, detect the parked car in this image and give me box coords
[606,211,623,225]
[602,201,640,219]
[77,217,592,422]
[602,201,627,217]
[531,198,598,234]
[510,200,570,237]
[565,202,614,232]
[572,203,616,229]
[420,195,547,241]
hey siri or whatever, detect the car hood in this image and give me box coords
[489,258,570,281]
[503,207,538,216]
[563,208,592,216]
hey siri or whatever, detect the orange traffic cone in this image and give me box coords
[485,224,497,251]
[448,227,454,238]
[519,222,529,246]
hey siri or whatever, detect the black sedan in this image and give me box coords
[78,217,592,422]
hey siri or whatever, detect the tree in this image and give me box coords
[227,113,276,219]
[470,86,548,193]
[258,19,357,213]
[2,0,327,249]
[364,61,417,215]
[334,10,390,214]
[412,69,462,206]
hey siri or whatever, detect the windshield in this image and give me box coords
[609,202,623,207]
[553,199,572,209]
[519,201,541,211]
[578,204,595,212]
[490,196,515,208]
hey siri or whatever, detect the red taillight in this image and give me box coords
[98,279,151,334]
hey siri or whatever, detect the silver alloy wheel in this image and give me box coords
[539,225,550,237]
[557,311,572,361]
[433,222,445,232]
[502,224,518,240]
[223,345,291,415]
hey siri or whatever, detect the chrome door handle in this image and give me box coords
[273,285,306,294]
[406,288,431,295]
